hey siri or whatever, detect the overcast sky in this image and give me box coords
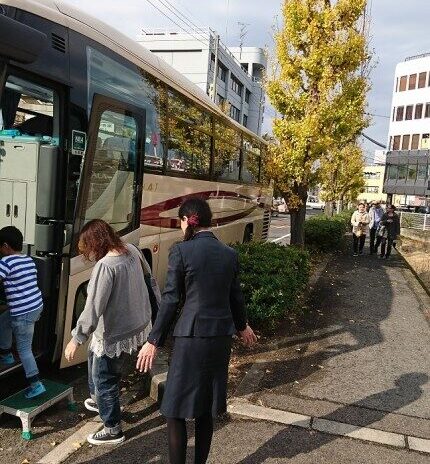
[68,0,430,162]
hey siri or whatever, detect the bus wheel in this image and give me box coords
[243,225,253,243]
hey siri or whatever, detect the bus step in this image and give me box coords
[0,379,75,440]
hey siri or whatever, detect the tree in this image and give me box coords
[266,0,370,245]
[320,143,366,214]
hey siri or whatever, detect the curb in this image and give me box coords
[228,398,430,454]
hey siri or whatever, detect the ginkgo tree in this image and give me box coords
[266,0,371,245]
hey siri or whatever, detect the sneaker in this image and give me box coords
[24,381,46,399]
[84,398,99,413]
[353,253,358,257]
[87,429,125,445]
[0,353,15,365]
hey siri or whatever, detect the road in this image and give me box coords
[268,209,323,245]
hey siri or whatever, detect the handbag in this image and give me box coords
[134,246,161,324]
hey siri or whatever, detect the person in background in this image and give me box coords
[64,219,152,446]
[368,201,384,255]
[0,226,45,398]
[351,203,370,257]
[376,205,400,259]
[137,198,257,464]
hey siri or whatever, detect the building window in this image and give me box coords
[388,164,398,180]
[243,114,248,127]
[217,94,225,105]
[245,89,251,104]
[398,164,407,180]
[401,134,410,150]
[396,106,404,121]
[230,75,243,97]
[408,73,417,90]
[217,63,227,82]
[210,53,215,71]
[411,134,420,150]
[229,104,240,122]
[415,104,423,119]
[365,186,379,193]
[392,135,401,150]
[399,75,407,92]
[421,133,430,149]
[418,72,427,89]
[407,163,417,181]
[426,103,430,118]
[417,163,428,180]
[363,172,381,180]
[405,105,413,120]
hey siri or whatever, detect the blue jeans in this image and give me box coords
[88,350,126,434]
[0,307,43,379]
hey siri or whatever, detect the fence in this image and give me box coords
[399,212,430,231]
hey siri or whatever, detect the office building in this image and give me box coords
[137,29,266,135]
[384,53,430,206]
[357,165,387,204]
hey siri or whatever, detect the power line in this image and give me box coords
[143,0,209,47]
[365,112,390,119]
[160,0,206,33]
[361,132,386,149]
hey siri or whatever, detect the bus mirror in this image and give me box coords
[0,14,47,64]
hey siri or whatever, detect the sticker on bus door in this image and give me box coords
[71,130,87,155]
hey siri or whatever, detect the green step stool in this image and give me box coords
[0,379,76,440]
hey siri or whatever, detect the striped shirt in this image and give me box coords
[0,255,43,317]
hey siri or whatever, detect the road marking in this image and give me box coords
[271,233,291,243]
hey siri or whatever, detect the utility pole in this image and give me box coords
[211,32,220,103]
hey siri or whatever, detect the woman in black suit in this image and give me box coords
[137,197,257,464]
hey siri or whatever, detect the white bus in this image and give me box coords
[0,1,272,372]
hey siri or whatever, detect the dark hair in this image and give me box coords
[0,226,23,251]
[79,219,126,261]
[358,202,365,207]
[178,197,212,241]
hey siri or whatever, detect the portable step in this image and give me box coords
[0,379,75,440]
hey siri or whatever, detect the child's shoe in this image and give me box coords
[0,353,15,365]
[24,381,46,399]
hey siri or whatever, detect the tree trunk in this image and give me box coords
[289,186,308,246]
[324,201,334,217]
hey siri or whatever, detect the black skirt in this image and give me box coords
[160,336,233,419]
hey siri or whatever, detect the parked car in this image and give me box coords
[306,196,325,210]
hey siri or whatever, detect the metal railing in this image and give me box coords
[400,212,430,231]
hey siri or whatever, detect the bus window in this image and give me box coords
[167,119,211,175]
[214,141,240,181]
[0,75,57,140]
[242,135,261,183]
[83,110,137,232]
[87,47,166,170]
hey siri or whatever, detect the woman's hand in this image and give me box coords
[238,325,257,347]
[136,342,158,373]
[64,339,79,362]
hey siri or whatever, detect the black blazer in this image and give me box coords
[148,231,247,347]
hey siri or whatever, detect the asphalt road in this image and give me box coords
[268,209,323,244]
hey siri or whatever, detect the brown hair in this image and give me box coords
[79,219,127,261]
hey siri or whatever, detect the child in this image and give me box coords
[0,226,45,398]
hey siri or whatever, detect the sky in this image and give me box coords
[67,0,430,163]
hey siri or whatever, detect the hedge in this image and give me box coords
[304,213,350,252]
[232,242,310,330]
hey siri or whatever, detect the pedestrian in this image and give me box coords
[137,197,257,464]
[0,226,45,398]
[375,205,400,259]
[64,219,153,445]
[368,201,384,254]
[351,203,370,256]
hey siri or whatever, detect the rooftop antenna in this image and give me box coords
[238,21,249,60]
[225,0,230,44]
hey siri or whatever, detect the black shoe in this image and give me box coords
[87,429,125,445]
[84,398,99,413]
[359,250,363,255]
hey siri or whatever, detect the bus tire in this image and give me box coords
[243,225,253,243]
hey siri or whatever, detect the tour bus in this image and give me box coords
[0,1,272,373]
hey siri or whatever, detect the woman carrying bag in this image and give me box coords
[137,197,257,464]
[64,219,156,445]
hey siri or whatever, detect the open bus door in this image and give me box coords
[59,95,145,368]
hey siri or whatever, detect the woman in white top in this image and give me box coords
[351,203,370,256]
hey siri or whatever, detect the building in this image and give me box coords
[137,29,266,135]
[357,165,387,204]
[384,53,430,206]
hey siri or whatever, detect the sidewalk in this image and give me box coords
[62,244,430,463]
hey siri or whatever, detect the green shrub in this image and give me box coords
[232,242,310,330]
[304,215,348,251]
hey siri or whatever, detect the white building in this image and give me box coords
[137,29,266,135]
[384,53,430,206]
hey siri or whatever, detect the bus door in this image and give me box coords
[60,95,145,368]
[0,70,65,375]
